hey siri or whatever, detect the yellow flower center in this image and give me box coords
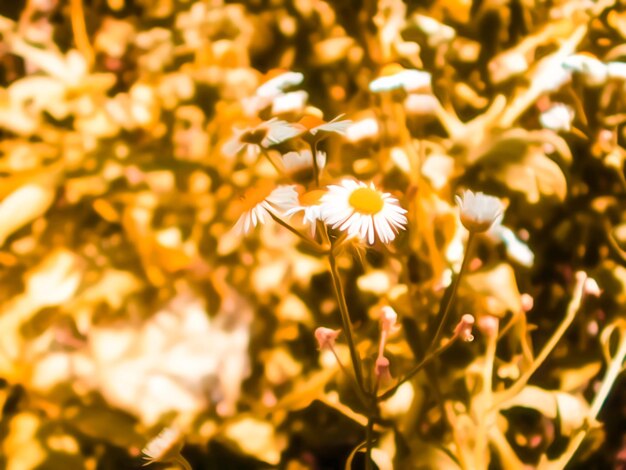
[348,187,384,215]
[299,189,326,206]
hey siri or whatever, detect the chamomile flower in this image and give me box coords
[281,149,327,175]
[285,188,326,234]
[540,103,574,132]
[298,113,352,138]
[320,180,407,245]
[369,64,431,93]
[222,118,303,160]
[455,190,504,233]
[231,183,298,236]
[256,70,304,99]
[142,427,184,466]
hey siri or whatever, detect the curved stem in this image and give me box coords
[378,333,459,401]
[267,211,328,253]
[328,248,368,399]
[492,272,587,409]
[309,141,320,187]
[429,232,475,353]
[174,454,192,470]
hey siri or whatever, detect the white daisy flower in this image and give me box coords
[298,113,352,137]
[320,180,408,245]
[607,61,626,80]
[285,188,327,234]
[256,71,304,99]
[281,149,327,174]
[540,103,574,132]
[231,183,298,236]
[345,117,380,143]
[455,189,504,233]
[271,90,309,115]
[222,118,303,160]
[142,427,183,466]
[369,64,431,93]
[561,54,608,87]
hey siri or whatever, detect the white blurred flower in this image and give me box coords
[491,225,535,267]
[455,190,504,233]
[540,103,574,132]
[380,306,398,333]
[284,189,326,233]
[232,183,298,235]
[607,61,626,80]
[271,90,309,115]
[345,117,380,143]
[281,149,326,175]
[222,118,303,160]
[256,71,304,98]
[369,65,431,93]
[320,180,407,245]
[142,427,183,466]
[562,54,608,87]
[296,114,352,144]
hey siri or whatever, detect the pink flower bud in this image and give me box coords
[454,314,475,342]
[375,355,391,379]
[315,327,341,350]
[477,315,499,337]
[520,293,534,312]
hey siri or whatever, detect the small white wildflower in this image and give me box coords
[256,71,304,98]
[271,90,309,115]
[284,188,326,234]
[345,118,380,143]
[540,103,574,132]
[142,427,183,466]
[381,306,398,333]
[281,149,327,175]
[455,190,504,233]
[320,180,408,245]
[231,183,298,235]
[222,118,303,159]
[369,65,431,93]
[562,54,608,87]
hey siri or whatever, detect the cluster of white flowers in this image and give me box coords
[233,179,408,245]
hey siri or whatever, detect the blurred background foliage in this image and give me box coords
[0,0,625,469]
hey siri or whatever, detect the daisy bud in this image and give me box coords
[454,314,475,342]
[315,327,341,350]
[455,190,504,233]
[477,315,499,337]
[520,293,534,312]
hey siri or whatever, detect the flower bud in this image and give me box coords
[375,355,391,379]
[455,190,504,233]
[454,314,475,342]
[314,327,341,350]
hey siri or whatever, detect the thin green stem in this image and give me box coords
[365,415,374,470]
[309,141,320,187]
[267,211,328,253]
[429,232,475,354]
[492,272,587,409]
[261,150,283,175]
[174,454,193,470]
[328,248,369,399]
[540,324,626,470]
